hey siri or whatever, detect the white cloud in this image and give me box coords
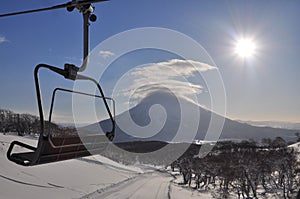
[0,36,7,43]
[131,59,216,78]
[113,59,217,106]
[99,50,115,59]
[122,81,203,101]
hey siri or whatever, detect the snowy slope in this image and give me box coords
[289,141,300,161]
[0,133,141,199]
[289,141,300,150]
[1,133,217,199]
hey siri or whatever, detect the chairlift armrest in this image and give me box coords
[7,141,36,160]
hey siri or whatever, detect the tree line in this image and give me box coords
[0,109,74,136]
[0,109,40,135]
[171,140,300,198]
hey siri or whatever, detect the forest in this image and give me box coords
[171,140,300,198]
[0,109,40,135]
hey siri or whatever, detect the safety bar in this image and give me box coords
[47,87,115,148]
[34,63,115,139]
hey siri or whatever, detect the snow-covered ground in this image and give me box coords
[289,141,300,150]
[289,141,300,161]
[0,133,142,199]
[0,133,213,199]
[5,133,298,198]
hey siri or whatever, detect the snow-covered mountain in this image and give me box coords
[97,90,297,143]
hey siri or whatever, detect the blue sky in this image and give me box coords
[1,0,300,122]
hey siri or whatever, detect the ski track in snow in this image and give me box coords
[77,157,142,175]
[0,174,62,188]
[80,172,173,199]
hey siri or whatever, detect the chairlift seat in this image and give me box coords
[7,64,115,166]
[7,134,108,166]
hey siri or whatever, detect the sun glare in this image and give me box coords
[235,38,256,58]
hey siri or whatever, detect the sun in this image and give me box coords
[235,38,257,58]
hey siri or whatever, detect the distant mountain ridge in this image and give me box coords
[238,120,300,130]
[3,90,297,143]
[97,90,298,143]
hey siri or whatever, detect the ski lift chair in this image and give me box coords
[7,63,115,166]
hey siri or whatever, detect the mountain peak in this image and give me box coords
[98,90,298,143]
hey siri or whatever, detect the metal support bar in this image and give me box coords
[79,11,90,72]
[0,0,108,72]
[48,87,115,148]
[34,64,115,139]
[34,64,68,138]
[76,74,115,136]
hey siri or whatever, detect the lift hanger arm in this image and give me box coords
[0,0,109,72]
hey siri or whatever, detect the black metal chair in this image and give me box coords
[7,63,115,166]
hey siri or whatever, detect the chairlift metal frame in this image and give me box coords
[1,0,115,166]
